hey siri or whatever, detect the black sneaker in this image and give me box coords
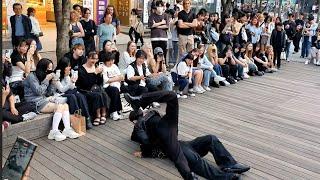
[222,163,250,174]
[255,71,263,76]
[210,80,220,88]
[124,93,142,111]
[219,81,226,86]
[238,76,244,80]
[235,76,241,81]
[227,77,236,84]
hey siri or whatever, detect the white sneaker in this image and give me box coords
[152,102,161,108]
[48,130,66,141]
[243,73,250,79]
[199,86,206,93]
[189,88,194,93]
[178,93,188,99]
[111,112,120,121]
[203,86,211,91]
[215,75,225,82]
[22,112,37,121]
[62,128,80,139]
[194,86,204,94]
[223,80,230,86]
[305,60,309,65]
[122,103,133,113]
[188,92,196,97]
[177,93,181,98]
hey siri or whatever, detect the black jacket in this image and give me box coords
[270,29,286,50]
[283,20,296,40]
[10,15,32,39]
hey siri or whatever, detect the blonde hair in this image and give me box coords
[207,44,218,57]
[70,10,80,22]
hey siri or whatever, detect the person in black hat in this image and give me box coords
[125,91,250,180]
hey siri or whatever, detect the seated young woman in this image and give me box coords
[206,44,230,86]
[189,49,205,94]
[244,43,263,76]
[98,40,120,65]
[197,44,225,91]
[23,58,79,141]
[2,55,37,124]
[101,52,123,121]
[170,53,194,98]
[253,45,272,73]
[143,45,173,91]
[232,43,246,80]
[238,44,251,79]
[118,41,137,74]
[76,51,110,126]
[54,57,93,129]
[26,38,42,68]
[218,46,238,84]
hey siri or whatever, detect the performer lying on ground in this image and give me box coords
[124,91,250,180]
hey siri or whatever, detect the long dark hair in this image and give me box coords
[35,58,53,82]
[56,57,71,80]
[27,7,35,17]
[153,53,163,72]
[26,39,40,65]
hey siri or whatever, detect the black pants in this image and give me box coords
[9,81,24,101]
[293,32,302,52]
[274,49,282,68]
[135,32,144,46]
[181,135,237,180]
[254,60,267,72]
[81,90,109,117]
[127,84,158,96]
[151,41,167,64]
[140,91,193,180]
[2,101,35,124]
[229,64,238,79]
[104,86,122,113]
[129,27,135,41]
[63,91,90,118]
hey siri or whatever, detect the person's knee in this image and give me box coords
[56,104,65,112]
[208,135,219,143]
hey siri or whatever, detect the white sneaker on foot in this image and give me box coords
[203,86,211,91]
[111,112,121,121]
[48,130,66,141]
[305,60,309,65]
[215,75,225,82]
[194,86,204,94]
[62,128,80,139]
[152,102,161,108]
[243,73,250,79]
[199,86,206,93]
[178,93,188,99]
[223,80,230,86]
[22,112,37,121]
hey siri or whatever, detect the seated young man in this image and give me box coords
[64,43,87,70]
[125,91,250,180]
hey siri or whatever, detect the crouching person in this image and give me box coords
[24,58,79,141]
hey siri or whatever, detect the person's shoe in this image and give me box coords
[271,68,278,72]
[189,88,194,93]
[255,71,263,76]
[198,86,206,93]
[178,93,188,99]
[194,86,204,94]
[111,112,121,121]
[214,75,226,82]
[222,163,250,174]
[227,77,236,84]
[235,76,241,81]
[188,92,196,97]
[22,112,37,121]
[286,59,290,62]
[243,73,250,79]
[62,128,80,139]
[317,60,320,66]
[48,130,66,141]
[152,102,161,108]
[86,117,93,129]
[124,93,142,111]
[203,86,211,91]
[238,76,244,80]
[305,60,309,65]
[264,69,273,73]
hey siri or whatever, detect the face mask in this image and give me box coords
[46,70,53,74]
[157,7,164,15]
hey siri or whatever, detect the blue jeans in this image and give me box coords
[213,64,222,76]
[301,38,311,58]
[285,41,291,60]
[147,73,173,91]
[202,69,217,87]
[237,64,244,77]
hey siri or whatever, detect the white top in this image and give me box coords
[102,64,121,90]
[10,66,24,82]
[118,51,136,74]
[126,63,151,87]
[30,16,41,35]
[54,76,76,93]
[171,61,190,76]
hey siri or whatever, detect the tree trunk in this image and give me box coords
[53,0,71,62]
[221,0,233,17]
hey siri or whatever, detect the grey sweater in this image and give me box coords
[23,72,55,111]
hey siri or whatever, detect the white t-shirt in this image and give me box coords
[171,61,190,76]
[126,63,151,87]
[118,51,136,74]
[102,64,122,90]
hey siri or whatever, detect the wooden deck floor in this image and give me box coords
[3,62,320,180]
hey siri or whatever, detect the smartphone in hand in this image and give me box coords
[2,137,38,180]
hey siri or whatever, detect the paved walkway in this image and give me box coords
[3,61,320,179]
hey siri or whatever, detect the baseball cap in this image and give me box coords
[154,47,164,55]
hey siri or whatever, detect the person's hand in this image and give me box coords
[4,56,11,63]
[140,75,145,80]
[95,67,103,74]
[46,73,55,81]
[3,85,11,97]
[71,76,78,83]
[161,19,166,25]
[22,166,30,180]
[133,151,142,158]
[11,107,19,115]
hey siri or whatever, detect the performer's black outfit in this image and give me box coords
[125,91,250,180]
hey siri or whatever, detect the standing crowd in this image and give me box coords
[1,1,320,178]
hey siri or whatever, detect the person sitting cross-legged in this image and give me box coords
[125,91,250,180]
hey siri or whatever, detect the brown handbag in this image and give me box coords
[70,110,86,136]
